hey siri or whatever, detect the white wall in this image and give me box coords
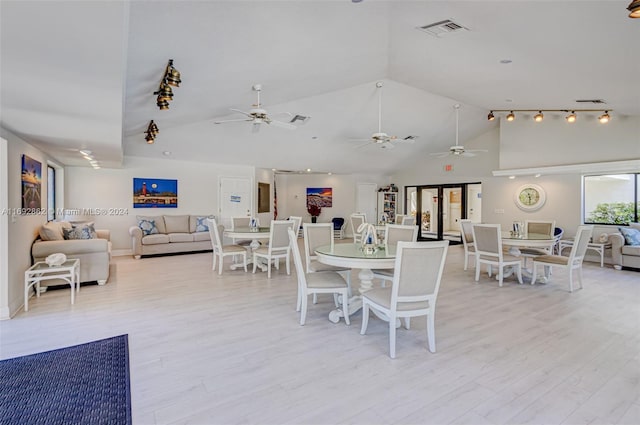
[65,156,254,252]
[275,173,389,236]
[255,168,274,226]
[1,128,54,318]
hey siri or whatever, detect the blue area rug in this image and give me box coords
[0,335,131,425]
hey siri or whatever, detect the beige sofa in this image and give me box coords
[129,214,213,259]
[32,222,111,284]
[610,223,640,270]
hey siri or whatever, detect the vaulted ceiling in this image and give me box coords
[1,1,638,174]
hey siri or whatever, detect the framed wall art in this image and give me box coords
[21,155,42,213]
[306,187,332,209]
[133,178,178,208]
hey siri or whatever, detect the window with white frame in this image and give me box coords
[584,173,639,225]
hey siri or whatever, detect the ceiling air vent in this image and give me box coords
[417,19,468,37]
[575,99,606,104]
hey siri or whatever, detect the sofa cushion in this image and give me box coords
[619,227,640,246]
[169,233,194,243]
[621,245,640,256]
[142,234,170,245]
[164,215,189,233]
[63,222,98,240]
[193,231,211,242]
[39,221,72,241]
[137,215,166,234]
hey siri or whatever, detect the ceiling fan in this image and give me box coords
[351,82,417,149]
[214,84,301,133]
[430,104,487,158]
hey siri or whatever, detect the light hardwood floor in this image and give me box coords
[1,242,639,425]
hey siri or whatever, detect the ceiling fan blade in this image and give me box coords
[230,108,254,118]
[395,136,417,144]
[348,138,373,143]
[268,119,296,130]
[252,122,261,133]
[430,152,450,158]
[353,141,373,149]
[214,118,253,124]
[465,149,489,153]
[270,111,293,118]
[460,152,476,157]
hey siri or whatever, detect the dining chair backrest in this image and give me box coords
[231,216,250,229]
[460,219,474,245]
[525,220,555,237]
[569,225,594,265]
[350,214,366,242]
[401,216,416,226]
[331,217,344,230]
[207,218,223,251]
[289,228,308,288]
[269,220,294,251]
[385,224,418,246]
[303,223,333,271]
[289,216,302,236]
[395,214,406,224]
[392,241,449,307]
[472,224,503,259]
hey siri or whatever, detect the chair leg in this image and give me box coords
[313,293,318,304]
[427,312,436,353]
[463,249,468,271]
[404,317,411,330]
[300,293,308,326]
[286,254,290,275]
[360,301,370,335]
[516,264,523,284]
[252,254,258,274]
[242,253,247,273]
[577,266,583,290]
[531,263,538,285]
[498,267,503,287]
[475,260,481,282]
[333,293,339,308]
[389,316,397,358]
[296,284,302,312]
[212,251,217,271]
[218,254,223,275]
[342,289,350,325]
[267,259,272,278]
[568,268,574,292]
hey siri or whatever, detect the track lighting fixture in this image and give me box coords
[534,111,544,122]
[628,0,640,18]
[144,120,159,144]
[154,59,181,110]
[488,109,612,124]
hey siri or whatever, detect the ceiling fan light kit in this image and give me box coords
[489,109,612,123]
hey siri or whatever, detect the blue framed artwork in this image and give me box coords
[133,178,178,208]
[21,155,42,213]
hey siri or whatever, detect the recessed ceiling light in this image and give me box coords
[162,151,171,156]
[79,150,91,156]
[328,172,332,175]
[534,173,541,178]
[499,59,512,64]
[509,175,516,179]
[306,168,311,172]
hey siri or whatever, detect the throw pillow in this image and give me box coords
[619,227,640,246]
[195,216,209,232]
[39,221,71,241]
[63,222,97,240]
[138,218,159,236]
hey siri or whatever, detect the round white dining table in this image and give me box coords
[315,243,397,323]
[500,231,556,283]
[223,226,271,271]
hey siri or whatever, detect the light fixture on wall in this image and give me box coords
[628,0,640,18]
[488,109,612,123]
[154,59,181,110]
[144,120,159,144]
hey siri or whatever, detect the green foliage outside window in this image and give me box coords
[586,202,636,225]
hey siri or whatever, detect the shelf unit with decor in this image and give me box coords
[377,191,397,223]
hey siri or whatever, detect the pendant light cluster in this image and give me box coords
[145,120,159,144]
[628,0,640,18]
[487,109,612,124]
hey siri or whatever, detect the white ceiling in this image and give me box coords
[2,1,638,174]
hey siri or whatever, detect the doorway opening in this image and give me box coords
[405,182,481,243]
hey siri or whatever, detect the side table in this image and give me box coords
[24,259,80,311]
[558,240,611,267]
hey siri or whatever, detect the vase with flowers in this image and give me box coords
[307,204,322,223]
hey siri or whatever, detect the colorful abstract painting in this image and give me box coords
[306,187,332,209]
[133,178,178,208]
[21,155,42,213]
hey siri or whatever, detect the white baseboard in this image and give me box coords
[112,249,133,257]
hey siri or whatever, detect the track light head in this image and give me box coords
[566,111,577,123]
[487,111,495,121]
[533,111,544,122]
[598,111,611,123]
[628,0,640,18]
[506,111,515,121]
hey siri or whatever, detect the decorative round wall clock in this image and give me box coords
[514,183,546,211]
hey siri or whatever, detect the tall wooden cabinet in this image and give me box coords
[377,191,398,223]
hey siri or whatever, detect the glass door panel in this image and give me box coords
[420,188,439,240]
[443,186,462,243]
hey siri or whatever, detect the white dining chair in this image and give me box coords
[302,223,352,310]
[253,220,294,278]
[289,216,302,239]
[519,220,556,268]
[231,216,252,247]
[459,219,475,271]
[361,240,449,358]
[401,216,416,226]
[531,225,594,292]
[372,224,418,286]
[394,214,406,224]
[289,229,350,326]
[472,224,523,287]
[350,213,366,244]
[207,218,247,275]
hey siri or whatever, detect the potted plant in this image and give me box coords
[307,204,322,223]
